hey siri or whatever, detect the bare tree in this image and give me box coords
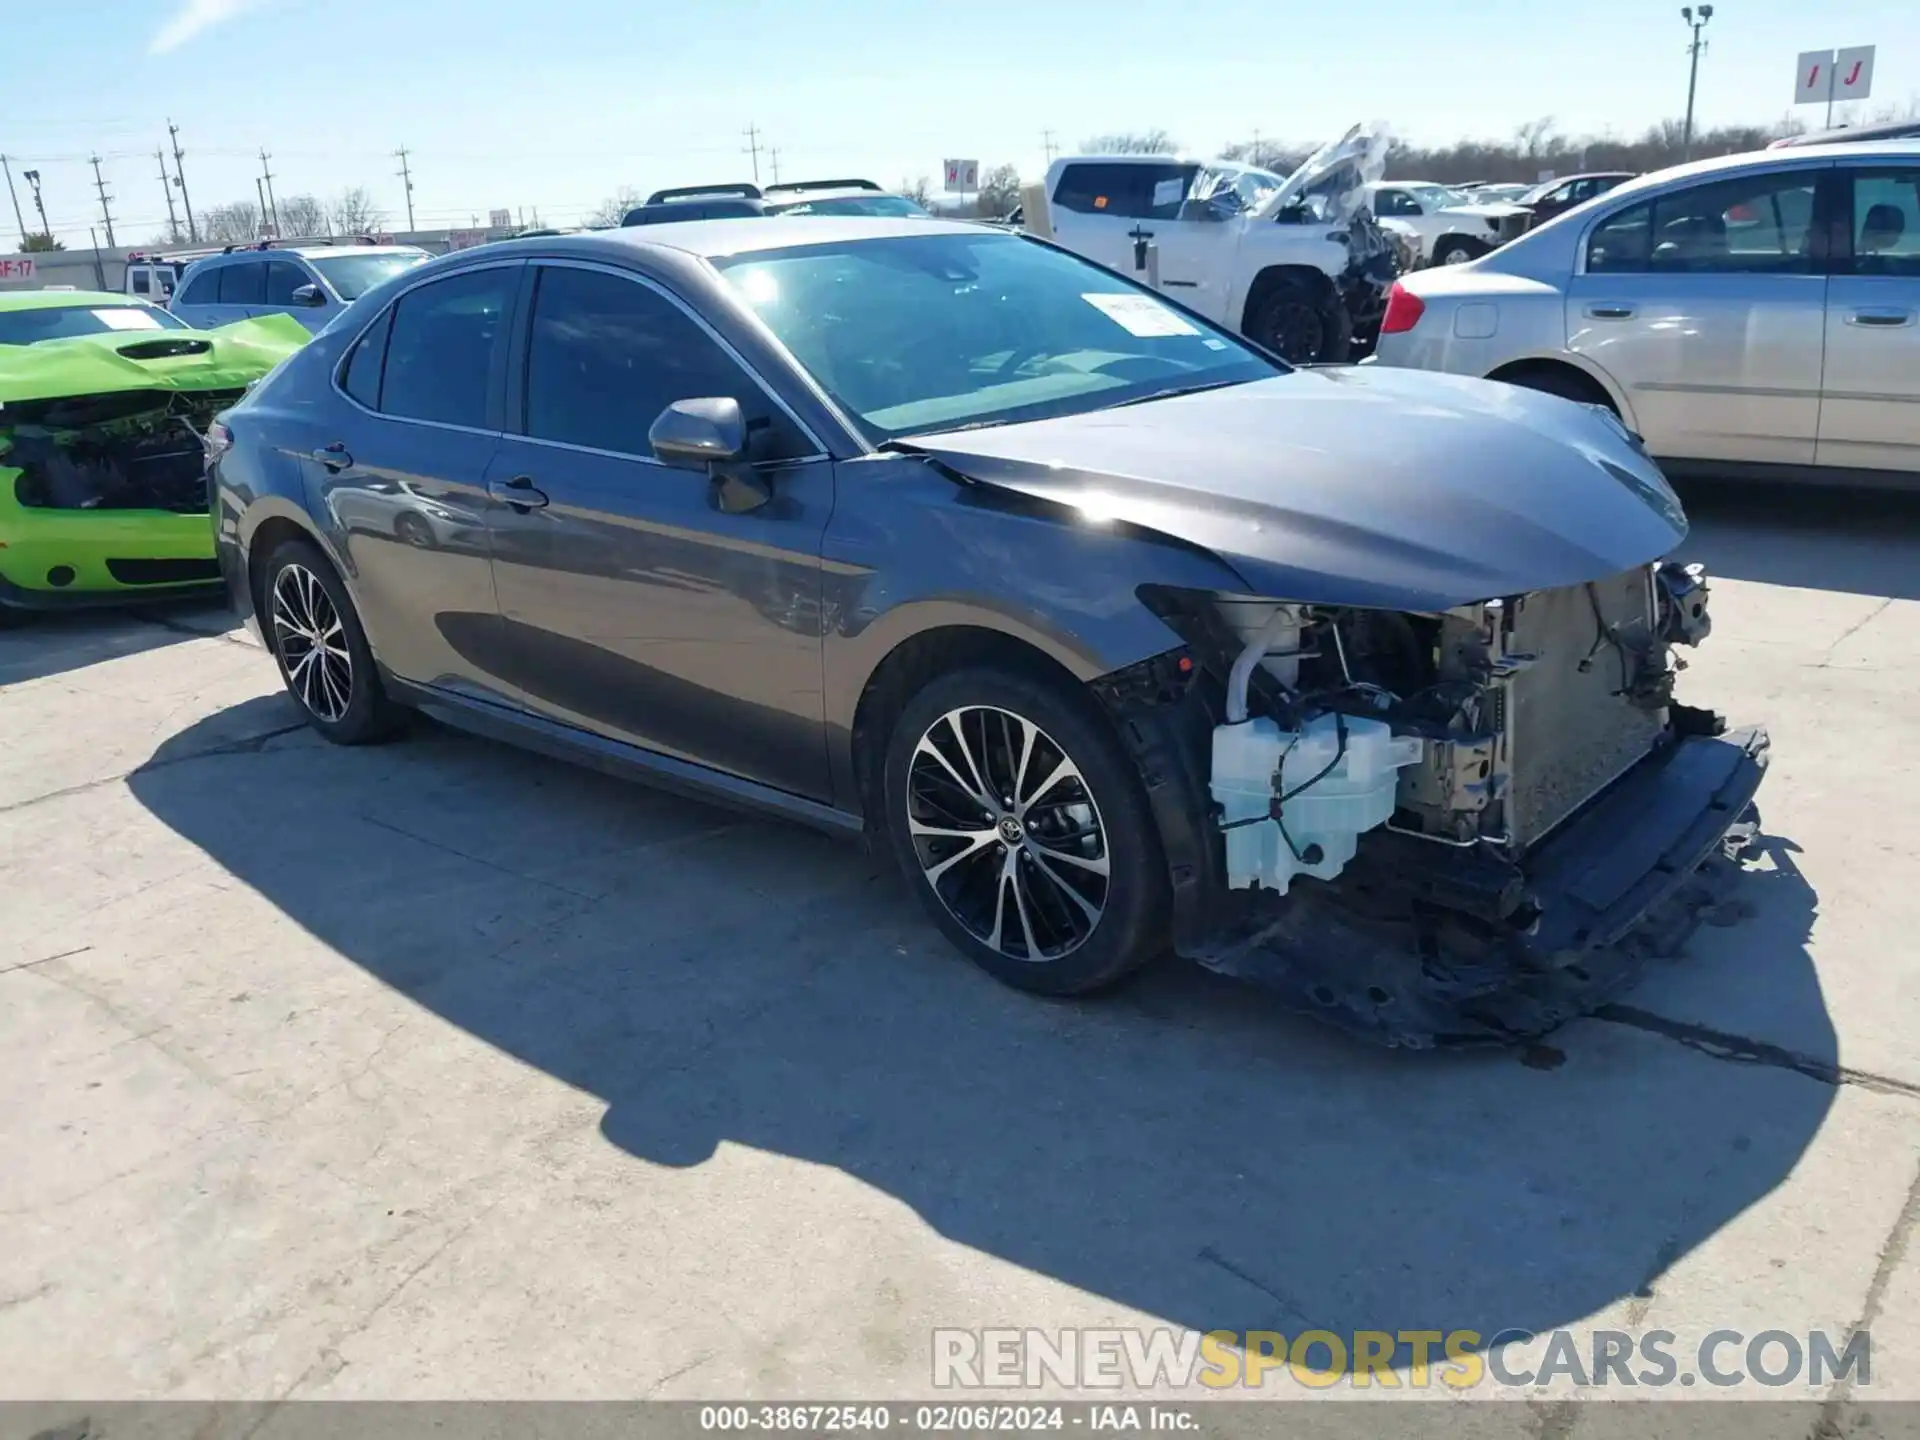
[899,175,933,207]
[1219,138,1315,175]
[587,186,645,228]
[277,193,329,237]
[21,233,63,252]
[973,164,1022,219]
[200,200,263,242]
[1080,129,1178,155]
[330,186,387,235]
[1513,116,1561,161]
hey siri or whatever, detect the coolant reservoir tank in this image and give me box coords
[1210,713,1424,894]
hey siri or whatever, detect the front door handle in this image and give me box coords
[488,475,549,510]
[1585,304,1636,320]
[311,442,352,471]
[1845,307,1915,328]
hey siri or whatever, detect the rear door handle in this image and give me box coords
[1845,307,1915,328]
[488,475,549,510]
[1585,304,1636,320]
[311,442,352,471]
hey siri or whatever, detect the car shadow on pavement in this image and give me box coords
[129,699,1835,1371]
[0,598,242,686]
[1674,480,1920,602]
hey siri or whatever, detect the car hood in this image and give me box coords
[0,313,310,408]
[1438,200,1534,221]
[905,367,1687,613]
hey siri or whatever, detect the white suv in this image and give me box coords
[170,243,429,333]
[1032,127,1410,364]
[1370,142,1920,487]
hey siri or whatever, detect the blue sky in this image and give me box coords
[6,0,1916,246]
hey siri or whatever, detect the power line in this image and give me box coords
[89,153,117,247]
[394,146,416,230]
[168,120,198,243]
[742,123,763,184]
[156,148,181,242]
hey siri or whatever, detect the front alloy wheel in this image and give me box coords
[271,563,353,722]
[880,667,1169,996]
[907,706,1110,962]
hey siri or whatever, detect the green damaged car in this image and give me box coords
[0,290,310,614]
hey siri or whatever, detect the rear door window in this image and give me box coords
[1847,169,1920,276]
[217,261,267,305]
[377,266,518,428]
[1587,170,1820,274]
[1052,162,1197,219]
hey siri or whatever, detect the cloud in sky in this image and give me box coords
[150,0,263,54]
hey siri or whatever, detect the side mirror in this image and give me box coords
[648,396,770,513]
[290,284,326,307]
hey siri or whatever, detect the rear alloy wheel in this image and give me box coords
[262,538,403,745]
[881,668,1169,995]
[1435,237,1488,266]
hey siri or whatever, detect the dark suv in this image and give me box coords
[621,179,929,226]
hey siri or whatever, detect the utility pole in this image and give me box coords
[1042,130,1057,162]
[156,149,181,242]
[23,169,49,241]
[769,147,781,184]
[89,154,117,248]
[255,176,270,236]
[742,123,763,184]
[393,146,416,231]
[168,120,198,242]
[259,148,280,235]
[1679,4,1714,160]
[1,155,27,246]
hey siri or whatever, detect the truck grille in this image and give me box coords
[1504,570,1666,850]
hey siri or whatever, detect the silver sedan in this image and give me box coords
[1369,141,1920,487]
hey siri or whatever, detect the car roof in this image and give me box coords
[525,214,991,261]
[1586,139,1920,206]
[185,244,421,268]
[0,288,152,312]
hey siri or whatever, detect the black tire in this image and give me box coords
[880,666,1171,996]
[1433,235,1488,266]
[259,537,405,745]
[1497,364,1618,414]
[1247,277,1353,365]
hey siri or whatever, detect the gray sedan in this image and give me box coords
[208,217,1763,1043]
[1371,141,1920,487]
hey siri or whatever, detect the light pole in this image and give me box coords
[22,168,50,242]
[1680,4,1714,160]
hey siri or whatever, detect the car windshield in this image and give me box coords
[1407,183,1468,209]
[767,194,929,218]
[715,231,1280,441]
[308,251,427,300]
[0,303,186,344]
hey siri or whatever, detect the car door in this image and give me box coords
[1817,162,1920,474]
[1568,164,1831,465]
[210,257,267,325]
[316,261,521,697]
[481,259,836,801]
[1050,161,1207,296]
[260,257,321,327]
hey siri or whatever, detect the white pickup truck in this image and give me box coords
[1361,181,1532,266]
[1027,126,1416,364]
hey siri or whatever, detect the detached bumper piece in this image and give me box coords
[1187,726,1770,1047]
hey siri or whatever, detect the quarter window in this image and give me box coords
[175,269,219,306]
[521,265,802,460]
[1587,171,1818,274]
[378,266,517,428]
[341,307,394,409]
[1848,169,1920,276]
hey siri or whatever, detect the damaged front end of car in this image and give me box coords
[1099,561,1764,1047]
[0,316,308,605]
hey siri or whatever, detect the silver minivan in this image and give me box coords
[170,244,430,333]
[1371,142,1920,487]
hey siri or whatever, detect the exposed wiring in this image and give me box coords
[1580,582,1635,695]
